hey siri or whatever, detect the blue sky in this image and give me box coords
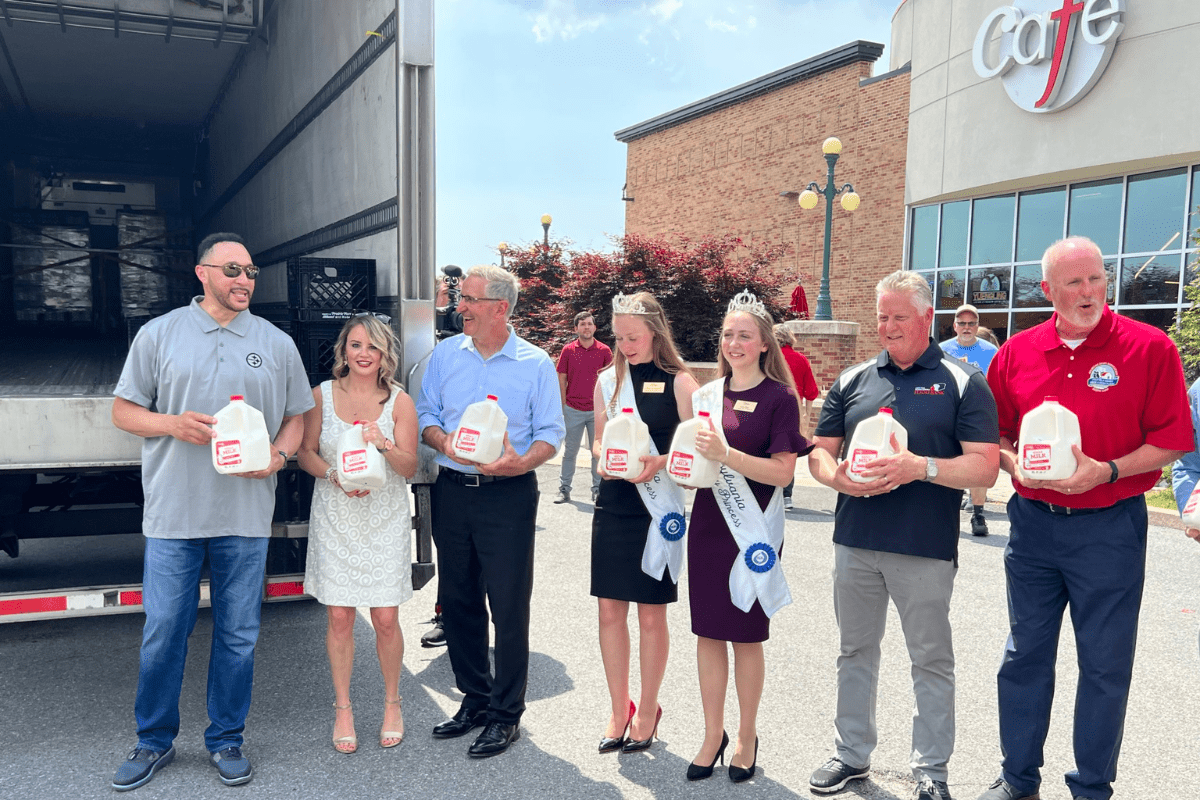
[434,0,899,268]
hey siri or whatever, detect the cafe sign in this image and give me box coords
[972,0,1125,113]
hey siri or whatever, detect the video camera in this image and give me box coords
[435,264,464,339]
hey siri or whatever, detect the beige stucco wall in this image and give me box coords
[898,0,1200,206]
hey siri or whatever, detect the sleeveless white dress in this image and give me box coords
[304,381,413,607]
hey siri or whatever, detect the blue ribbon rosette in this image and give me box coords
[659,512,686,542]
[744,542,777,573]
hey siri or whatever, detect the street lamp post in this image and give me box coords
[498,241,508,270]
[786,137,861,321]
[540,214,552,267]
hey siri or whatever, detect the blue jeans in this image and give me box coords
[997,495,1147,800]
[135,536,270,753]
[559,404,599,494]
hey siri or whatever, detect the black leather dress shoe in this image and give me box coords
[432,706,488,739]
[467,721,520,758]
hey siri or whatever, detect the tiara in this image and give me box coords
[727,288,769,319]
[612,292,649,315]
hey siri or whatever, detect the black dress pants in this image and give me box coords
[431,470,538,725]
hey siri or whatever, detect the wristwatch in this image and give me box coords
[923,456,938,482]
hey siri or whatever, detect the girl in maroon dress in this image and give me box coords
[685,300,807,782]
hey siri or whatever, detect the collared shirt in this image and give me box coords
[815,340,999,562]
[781,345,819,401]
[556,338,613,411]
[1170,379,1199,514]
[940,337,998,375]
[114,297,315,539]
[417,326,565,474]
[989,305,1194,508]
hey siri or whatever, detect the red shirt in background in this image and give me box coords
[988,305,1193,508]
[556,338,612,412]
[781,345,819,401]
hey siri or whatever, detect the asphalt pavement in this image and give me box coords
[2,462,1199,800]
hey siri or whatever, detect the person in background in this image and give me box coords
[976,327,1000,348]
[110,232,313,790]
[556,311,613,504]
[298,314,419,754]
[1172,377,1200,543]
[590,292,697,756]
[940,304,999,536]
[773,324,819,510]
[686,291,806,784]
[979,237,1192,800]
[416,265,564,759]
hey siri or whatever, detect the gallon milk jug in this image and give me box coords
[1182,484,1200,529]
[846,407,909,483]
[452,394,508,464]
[602,408,652,479]
[338,421,386,491]
[212,395,271,474]
[667,411,722,488]
[1018,397,1081,481]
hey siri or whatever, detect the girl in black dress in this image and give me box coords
[590,292,699,753]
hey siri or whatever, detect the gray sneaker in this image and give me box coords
[112,745,175,791]
[210,746,252,786]
[553,489,571,504]
[809,757,870,793]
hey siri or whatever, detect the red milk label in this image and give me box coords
[849,448,877,475]
[1023,444,1052,472]
[668,451,693,479]
[342,449,368,474]
[455,427,480,454]
[605,449,628,472]
[215,440,242,467]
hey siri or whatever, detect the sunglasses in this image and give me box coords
[201,263,259,279]
[352,310,393,324]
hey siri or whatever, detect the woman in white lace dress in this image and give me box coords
[297,314,418,754]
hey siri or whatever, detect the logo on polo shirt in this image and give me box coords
[914,382,947,396]
[246,353,262,368]
[1087,362,1118,391]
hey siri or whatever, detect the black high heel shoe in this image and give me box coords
[621,705,662,753]
[728,737,759,783]
[685,730,729,781]
[598,700,636,754]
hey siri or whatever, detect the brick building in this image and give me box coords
[614,41,911,387]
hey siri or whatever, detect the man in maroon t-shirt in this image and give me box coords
[555,312,612,503]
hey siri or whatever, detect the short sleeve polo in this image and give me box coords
[815,340,1000,562]
[988,305,1194,508]
[115,298,315,539]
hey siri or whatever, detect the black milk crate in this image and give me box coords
[250,302,296,338]
[287,257,375,312]
[294,308,360,323]
[298,320,345,386]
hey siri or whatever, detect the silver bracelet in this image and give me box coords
[324,466,337,483]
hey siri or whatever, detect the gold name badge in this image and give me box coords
[642,382,666,394]
[733,400,758,412]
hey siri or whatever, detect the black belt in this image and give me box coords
[440,468,521,487]
[1029,498,1110,516]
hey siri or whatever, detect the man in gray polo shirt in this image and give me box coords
[109,232,313,791]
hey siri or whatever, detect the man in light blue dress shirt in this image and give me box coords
[416,264,564,759]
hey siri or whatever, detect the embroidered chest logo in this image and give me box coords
[246,353,263,368]
[914,382,947,396]
[1087,362,1118,391]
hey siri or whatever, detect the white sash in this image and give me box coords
[692,378,791,618]
[598,367,688,583]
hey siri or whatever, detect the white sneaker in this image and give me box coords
[784,496,794,510]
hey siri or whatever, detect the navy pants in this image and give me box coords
[997,494,1147,800]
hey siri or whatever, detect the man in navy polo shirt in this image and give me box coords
[807,270,999,800]
[979,237,1193,800]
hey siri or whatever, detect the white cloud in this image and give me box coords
[706,17,737,32]
[649,0,683,23]
[746,15,757,28]
[530,0,606,41]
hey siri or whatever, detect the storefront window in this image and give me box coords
[1119,253,1182,306]
[910,205,938,270]
[1118,307,1176,334]
[1190,168,1200,245]
[1012,264,1045,308]
[1068,179,1122,255]
[916,270,935,300]
[1016,187,1065,262]
[971,195,1015,264]
[1124,169,1187,254]
[934,314,956,343]
[968,266,1009,308]
[936,269,966,310]
[1012,311,1053,334]
[939,201,969,268]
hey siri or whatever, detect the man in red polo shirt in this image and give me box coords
[555,311,612,504]
[978,237,1194,800]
